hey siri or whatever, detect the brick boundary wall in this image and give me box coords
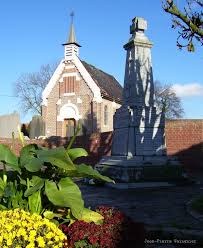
[165,120,203,171]
[0,120,203,172]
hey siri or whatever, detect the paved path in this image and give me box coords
[79,183,203,230]
[79,180,203,247]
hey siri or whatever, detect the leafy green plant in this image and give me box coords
[0,125,114,225]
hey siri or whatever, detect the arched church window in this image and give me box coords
[104,105,108,126]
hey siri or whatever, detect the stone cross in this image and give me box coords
[130,17,147,34]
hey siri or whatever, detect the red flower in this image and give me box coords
[60,206,146,248]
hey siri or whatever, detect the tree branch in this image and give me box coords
[164,1,203,37]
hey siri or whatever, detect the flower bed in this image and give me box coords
[0,209,65,247]
[61,206,145,248]
[0,130,145,247]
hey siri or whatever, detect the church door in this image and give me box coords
[63,119,76,137]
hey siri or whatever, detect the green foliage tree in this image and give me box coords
[163,0,203,51]
[154,80,184,119]
[15,63,57,114]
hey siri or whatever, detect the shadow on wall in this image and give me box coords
[74,108,111,165]
[174,142,203,173]
[42,134,203,170]
[79,106,98,136]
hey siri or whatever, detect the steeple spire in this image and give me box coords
[63,12,81,60]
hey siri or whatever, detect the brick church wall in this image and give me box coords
[41,61,122,136]
[42,62,97,136]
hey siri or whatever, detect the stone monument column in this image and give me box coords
[96,17,181,184]
[112,17,166,159]
[123,17,154,107]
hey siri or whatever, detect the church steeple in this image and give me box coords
[63,12,81,60]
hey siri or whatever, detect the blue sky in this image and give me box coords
[0,0,202,122]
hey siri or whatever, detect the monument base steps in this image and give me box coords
[95,156,187,183]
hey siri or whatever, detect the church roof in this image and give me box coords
[81,61,123,104]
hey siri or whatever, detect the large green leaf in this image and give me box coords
[0,204,7,210]
[43,210,62,220]
[36,147,76,170]
[67,148,88,161]
[24,158,43,172]
[20,144,43,172]
[0,144,20,172]
[73,164,114,183]
[45,177,84,219]
[28,190,42,214]
[24,176,45,197]
[80,208,104,224]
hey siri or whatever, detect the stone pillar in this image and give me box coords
[96,17,182,184]
[123,17,154,107]
[112,17,166,158]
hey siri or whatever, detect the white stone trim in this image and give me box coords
[77,97,82,103]
[112,101,121,108]
[112,101,117,108]
[63,93,75,96]
[93,97,103,103]
[56,99,61,105]
[73,55,103,102]
[42,54,103,106]
[64,64,75,69]
[57,103,82,121]
[62,72,81,80]
[42,60,65,106]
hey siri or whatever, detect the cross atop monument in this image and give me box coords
[130,17,147,34]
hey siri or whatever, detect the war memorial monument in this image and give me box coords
[96,17,183,186]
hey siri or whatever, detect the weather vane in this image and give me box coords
[70,11,74,24]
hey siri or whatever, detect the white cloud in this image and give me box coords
[172,83,203,97]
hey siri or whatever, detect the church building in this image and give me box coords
[41,19,122,137]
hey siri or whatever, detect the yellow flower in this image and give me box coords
[46,231,54,239]
[6,238,12,246]
[37,236,45,247]
[0,209,66,247]
[26,244,35,248]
